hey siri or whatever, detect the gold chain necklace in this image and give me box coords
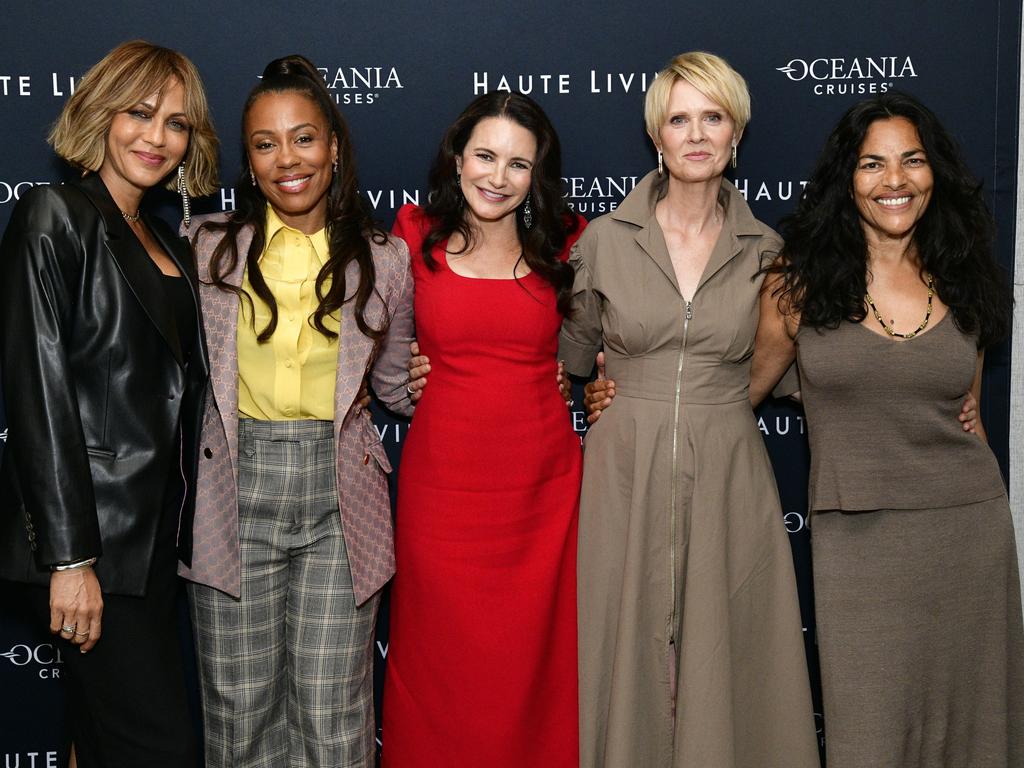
[864,273,934,339]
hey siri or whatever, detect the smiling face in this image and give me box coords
[246,90,338,234]
[456,116,537,227]
[653,79,738,185]
[852,117,934,246]
[99,77,190,207]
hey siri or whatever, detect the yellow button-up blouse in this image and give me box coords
[237,206,339,420]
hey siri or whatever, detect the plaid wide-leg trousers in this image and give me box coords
[189,419,380,768]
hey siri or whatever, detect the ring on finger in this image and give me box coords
[406,384,415,395]
[74,629,89,636]
[61,624,75,633]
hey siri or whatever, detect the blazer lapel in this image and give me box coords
[198,225,250,483]
[151,217,209,374]
[78,175,185,366]
[108,233,185,365]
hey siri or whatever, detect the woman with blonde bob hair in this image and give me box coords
[558,52,819,766]
[0,40,217,767]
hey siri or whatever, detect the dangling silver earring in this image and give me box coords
[731,144,737,169]
[657,151,664,176]
[176,163,191,228]
[332,159,338,174]
[456,171,464,205]
[522,193,533,230]
[249,170,256,186]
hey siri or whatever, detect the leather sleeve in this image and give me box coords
[0,188,101,567]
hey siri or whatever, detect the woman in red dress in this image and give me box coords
[382,92,585,766]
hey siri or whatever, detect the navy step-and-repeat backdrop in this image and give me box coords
[1,1,1020,764]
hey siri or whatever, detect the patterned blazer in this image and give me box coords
[178,213,414,605]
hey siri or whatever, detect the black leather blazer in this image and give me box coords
[0,173,209,596]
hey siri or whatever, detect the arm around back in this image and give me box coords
[557,224,605,378]
[369,233,415,417]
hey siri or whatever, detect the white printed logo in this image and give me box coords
[776,56,917,96]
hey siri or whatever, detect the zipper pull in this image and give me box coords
[685,301,693,320]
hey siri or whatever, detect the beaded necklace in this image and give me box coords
[864,273,934,339]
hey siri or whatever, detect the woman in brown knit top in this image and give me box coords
[751,92,1022,768]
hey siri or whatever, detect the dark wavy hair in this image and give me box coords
[772,91,1010,348]
[422,91,579,314]
[197,55,388,343]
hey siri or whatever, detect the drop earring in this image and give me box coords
[731,144,737,169]
[332,159,338,174]
[657,150,664,176]
[249,170,256,186]
[522,193,533,230]
[176,163,191,228]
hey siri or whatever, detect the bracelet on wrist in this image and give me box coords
[51,557,97,572]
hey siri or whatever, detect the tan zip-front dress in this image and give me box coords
[559,171,819,768]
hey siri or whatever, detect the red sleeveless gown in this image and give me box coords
[382,205,583,767]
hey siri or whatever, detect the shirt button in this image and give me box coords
[284,360,293,368]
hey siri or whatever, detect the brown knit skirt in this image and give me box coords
[812,496,1024,768]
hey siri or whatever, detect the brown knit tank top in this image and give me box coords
[796,312,1006,512]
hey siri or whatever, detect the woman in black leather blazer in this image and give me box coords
[0,41,218,768]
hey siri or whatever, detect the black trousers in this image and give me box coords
[33,498,196,768]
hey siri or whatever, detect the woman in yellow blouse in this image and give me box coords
[179,55,414,768]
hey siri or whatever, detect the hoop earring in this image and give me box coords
[522,193,533,230]
[731,144,737,169]
[176,163,191,228]
[657,151,663,176]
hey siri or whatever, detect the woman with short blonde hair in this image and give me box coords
[560,51,819,766]
[0,40,216,767]
[643,51,752,140]
[50,39,218,196]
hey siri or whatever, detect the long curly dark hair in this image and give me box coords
[422,91,579,315]
[197,55,388,343]
[772,91,1010,348]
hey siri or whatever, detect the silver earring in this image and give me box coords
[456,171,464,204]
[657,151,663,176]
[522,193,533,230]
[176,163,191,228]
[731,144,737,169]
[249,170,256,186]
[332,159,338,174]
